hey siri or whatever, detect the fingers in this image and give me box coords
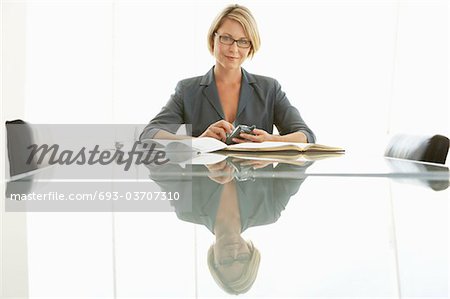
[232,137,248,143]
[239,133,260,142]
[209,126,228,142]
[201,127,225,141]
[252,128,266,135]
[206,160,235,184]
[252,161,273,169]
[206,160,228,172]
[201,120,234,142]
[215,120,234,133]
[239,160,263,166]
[238,160,273,169]
[238,132,265,143]
[213,120,234,142]
[239,128,272,143]
[201,122,274,143]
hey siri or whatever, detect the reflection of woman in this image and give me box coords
[160,163,309,233]
[147,160,311,294]
[141,4,315,144]
[206,180,261,295]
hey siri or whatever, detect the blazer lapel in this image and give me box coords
[236,68,256,121]
[200,68,224,119]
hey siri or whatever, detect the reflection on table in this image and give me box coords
[2,153,449,298]
[148,160,313,294]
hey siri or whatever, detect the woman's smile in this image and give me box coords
[225,55,239,60]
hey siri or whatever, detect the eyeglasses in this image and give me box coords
[215,33,251,49]
[215,252,251,267]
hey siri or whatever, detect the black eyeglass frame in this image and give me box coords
[214,252,252,268]
[214,32,252,49]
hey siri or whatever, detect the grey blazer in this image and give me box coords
[141,67,316,143]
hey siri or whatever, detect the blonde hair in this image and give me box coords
[207,240,261,295]
[207,4,261,58]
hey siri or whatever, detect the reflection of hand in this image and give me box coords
[233,128,273,143]
[232,158,273,169]
[200,120,234,143]
[205,160,235,184]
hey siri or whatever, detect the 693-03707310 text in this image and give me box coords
[9,191,180,201]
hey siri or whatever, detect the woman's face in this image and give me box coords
[213,18,251,71]
[213,235,251,282]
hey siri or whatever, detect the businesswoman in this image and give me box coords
[141,4,315,144]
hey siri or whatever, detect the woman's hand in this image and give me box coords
[200,120,234,143]
[234,129,308,143]
[205,160,235,184]
[233,128,274,143]
[231,158,273,169]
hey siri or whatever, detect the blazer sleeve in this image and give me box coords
[140,81,186,140]
[272,80,316,143]
[271,162,311,212]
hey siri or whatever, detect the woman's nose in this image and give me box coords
[229,41,239,52]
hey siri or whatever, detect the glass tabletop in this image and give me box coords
[2,156,449,298]
[7,151,450,180]
[5,153,449,212]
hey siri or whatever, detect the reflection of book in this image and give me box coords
[189,153,227,165]
[142,137,344,154]
[220,151,344,166]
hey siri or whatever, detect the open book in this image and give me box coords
[224,141,343,153]
[141,137,344,154]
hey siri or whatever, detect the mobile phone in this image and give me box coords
[225,125,256,145]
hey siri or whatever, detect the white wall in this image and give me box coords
[1,2,29,298]
[1,1,448,297]
[13,0,447,156]
[4,0,443,155]
[388,2,448,137]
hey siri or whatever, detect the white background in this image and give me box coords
[1,0,449,298]
[3,0,449,155]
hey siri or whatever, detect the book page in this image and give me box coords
[225,141,344,152]
[140,137,226,153]
[189,153,227,165]
[191,137,227,153]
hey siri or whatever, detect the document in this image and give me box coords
[138,138,344,166]
[224,140,344,153]
[141,137,345,154]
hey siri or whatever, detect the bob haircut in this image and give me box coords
[207,4,261,58]
[207,240,261,295]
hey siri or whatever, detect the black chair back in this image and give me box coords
[385,134,449,164]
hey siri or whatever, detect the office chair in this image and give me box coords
[5,120,40,201]
[6,119,39,177]
[385,134,449,164]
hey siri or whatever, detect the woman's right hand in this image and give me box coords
[199,120,234,142]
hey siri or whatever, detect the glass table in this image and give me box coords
[2,153,448,298]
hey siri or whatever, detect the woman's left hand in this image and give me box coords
[205,160,235,184]
[233,128,274,143]
[232,158,273,169]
